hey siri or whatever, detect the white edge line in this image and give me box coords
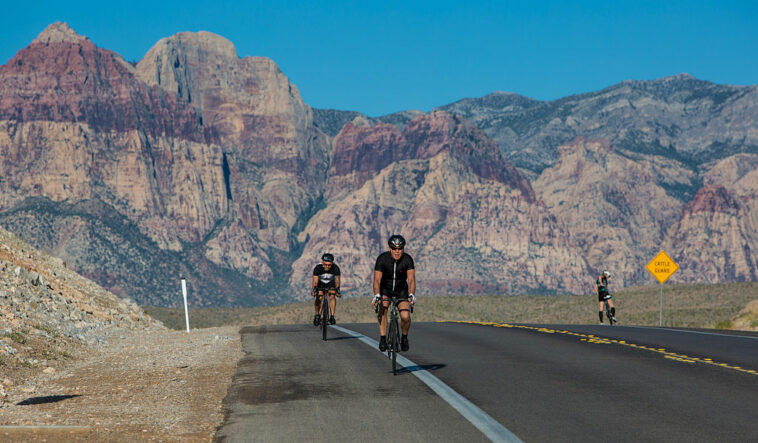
[332,325,522,443]
[623,325,758,340]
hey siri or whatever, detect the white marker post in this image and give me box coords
[181,278,190,333]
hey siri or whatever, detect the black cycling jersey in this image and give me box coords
[374,251,414,293]
[596,276,610,301]
[596,276,609,293]
[313,263,340,288]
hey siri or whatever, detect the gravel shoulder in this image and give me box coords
[0,326,241,442]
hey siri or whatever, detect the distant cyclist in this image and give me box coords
[596,270,616,324]
[371,235,416,352]
[312,253,341,326]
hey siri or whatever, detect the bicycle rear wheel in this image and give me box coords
[321,296,329,340]
[605,302,614,325]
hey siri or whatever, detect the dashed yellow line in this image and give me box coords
[444,321,758,376]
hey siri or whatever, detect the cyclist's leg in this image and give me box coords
[315,289,324,313]
[598,299,604,322]
[398,300,411,334]
[328,288,337,316]
[397,299,411,351]
[378,296,390,336]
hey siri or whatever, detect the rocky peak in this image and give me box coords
[684,185,739,214]
[31,22,87,45]
[0,23,204,140]
[444,91,540,113]
[328,110,534,202]
[136,30,310,144]
[155,30,238,59]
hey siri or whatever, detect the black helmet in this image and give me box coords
[388,234,406,249]
[321,253,334,263]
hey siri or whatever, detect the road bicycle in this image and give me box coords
[375,296,413,375]
[602,294,616,325]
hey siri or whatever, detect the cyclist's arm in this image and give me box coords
[312,275,319,291]
[335,275,341,291]
[407,269,416,296]
[373,271,382,296]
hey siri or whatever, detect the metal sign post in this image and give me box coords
[645,250,679,327]
[659,284,663,327]
[181,278,190,333]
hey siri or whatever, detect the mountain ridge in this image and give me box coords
[1,22,756,305]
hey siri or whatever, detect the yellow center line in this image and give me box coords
[444,320,757,376]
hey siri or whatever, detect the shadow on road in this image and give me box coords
[397,363,446,374]
[17,395,81,405]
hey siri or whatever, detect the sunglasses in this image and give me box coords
[390,247,404,251]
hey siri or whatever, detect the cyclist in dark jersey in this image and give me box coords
[371,235,416,352]
[312,253,341,325]
[596,270,616,324]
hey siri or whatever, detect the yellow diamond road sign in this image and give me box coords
[646,250,679,284]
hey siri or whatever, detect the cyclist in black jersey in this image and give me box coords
[596,270,616,324]
[312,253,341,325]
[371,235,416,352]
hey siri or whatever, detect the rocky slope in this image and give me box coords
[0,225,162,401]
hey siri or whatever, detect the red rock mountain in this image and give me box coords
[1,22,756,305]
[290,111,590,295]
[0,23,329,305]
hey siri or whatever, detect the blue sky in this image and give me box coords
[2,1,756,116]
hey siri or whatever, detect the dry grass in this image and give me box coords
[144,281,758,331]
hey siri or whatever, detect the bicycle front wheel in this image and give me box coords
[390,318,399,375]
[386,315,395,359]
[322,297,330,341]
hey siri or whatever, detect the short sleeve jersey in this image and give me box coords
[313,263,340,288]
[374,251,415,292]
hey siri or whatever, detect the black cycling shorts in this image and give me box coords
[598,291,612,302]
[381,287,409,301]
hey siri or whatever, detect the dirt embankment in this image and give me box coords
[1,326,241,442]
[1,226,242,441]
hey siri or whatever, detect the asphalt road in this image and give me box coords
[214,322,758,442]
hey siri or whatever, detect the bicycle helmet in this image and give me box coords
[602,270,611,278]
[321,253,334,263]
[388,234,406,249]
